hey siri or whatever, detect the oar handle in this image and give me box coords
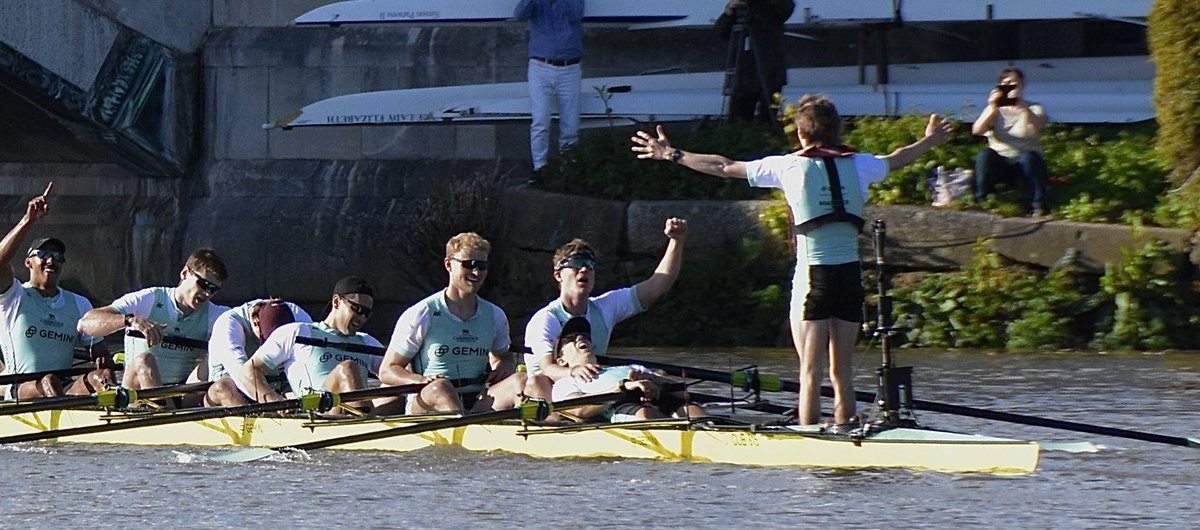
[0,366,93,387]
[0,381,214,417]
[125,329,209,350]
[597,355,796,393]
[294,335,385,356]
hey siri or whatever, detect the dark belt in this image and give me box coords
[531,56,581,67]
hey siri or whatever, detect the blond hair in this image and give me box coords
[446,232,491,258]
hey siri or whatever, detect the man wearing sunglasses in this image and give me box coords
[79,248,230,402]
[0,183,112,400]
[379,233,526,414]
[523,217,687,389]
[205,298,312,406]
[237,276,383,411]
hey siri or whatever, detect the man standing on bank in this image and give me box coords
[716,0,795,123]
[0,183,111,400]
[631,94,951,427]
[514,0,585,185]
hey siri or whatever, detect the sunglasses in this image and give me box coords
[452,258,489,271]
[338,295,373,318]
[555,254,596,271]
[30,250,66,263]
[188,268,221,294]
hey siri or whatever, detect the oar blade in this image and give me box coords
[1038,440,1101,453]
[206,447,286,463]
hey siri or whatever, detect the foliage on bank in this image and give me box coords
[1148,0,1200,185]
[890,240,1200,351]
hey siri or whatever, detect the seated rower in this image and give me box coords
[379,232,526,415]
[0,184,112,400]
[78,247,230,405]
[206,299,311,406]
[237,276,382,412]
[551,317,703,422]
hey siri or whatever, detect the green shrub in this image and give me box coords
[891,241,1042,348]
[1042,127,1169,224]
[1090,240,1200,350]
[1149,0,1200,184]
[545,122,786,200]
[617,238,789,347]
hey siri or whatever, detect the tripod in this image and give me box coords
[721,4,778,123]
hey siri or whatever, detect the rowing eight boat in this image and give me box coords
[0,406,1038,473]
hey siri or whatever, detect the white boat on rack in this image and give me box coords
[264,56,1153,129]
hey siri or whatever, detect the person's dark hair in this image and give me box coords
[791,94,843,146]
[552,238,595,267]
[997,67,1025,84]
[185,247,228,282]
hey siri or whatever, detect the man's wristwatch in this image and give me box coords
[669,148,684,164]
[123,314,135,327]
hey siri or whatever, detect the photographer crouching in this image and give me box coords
[971,67,1049,216]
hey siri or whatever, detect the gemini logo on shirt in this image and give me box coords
[24,325,76,343]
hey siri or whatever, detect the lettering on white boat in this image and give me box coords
[324,113,436,124]
[731,432,760,447]
[380,11,441,21]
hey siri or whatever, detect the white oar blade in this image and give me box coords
[1038,440,1101,454]
[206,447,283,463]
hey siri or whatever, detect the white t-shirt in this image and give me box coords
[523,286,644,374]
[208,299,313,380]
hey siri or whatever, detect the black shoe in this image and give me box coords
[526,169,542,187]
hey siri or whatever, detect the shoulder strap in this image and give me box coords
[794,156,866,234]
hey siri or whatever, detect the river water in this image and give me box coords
[2,347,1197,528]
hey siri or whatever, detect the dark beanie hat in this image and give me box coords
[333,276,374,297]
[257,302,295,340]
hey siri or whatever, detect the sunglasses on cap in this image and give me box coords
[188,268,221,294]
[452,258,489,271]
[30,250,66,263]
[555,254,596,271]
[337,295,372,317]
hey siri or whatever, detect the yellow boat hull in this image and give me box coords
[2,409,1039,473]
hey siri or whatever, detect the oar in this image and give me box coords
[0,366,95,387]
[0,383,427,446]
[125,330,208,350]
[210,390,632,463]
[294,336,384,356]
[599,355,1200,449]
[0,381,213,417]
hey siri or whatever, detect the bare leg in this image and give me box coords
[320,360,371,413]
[122,352,162,390]
[204,376,249,406]
[405,378,462,414]
[15,375,64,399]
[472,372,527,412]
[792,318,830,425]
[828,318,859,424]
